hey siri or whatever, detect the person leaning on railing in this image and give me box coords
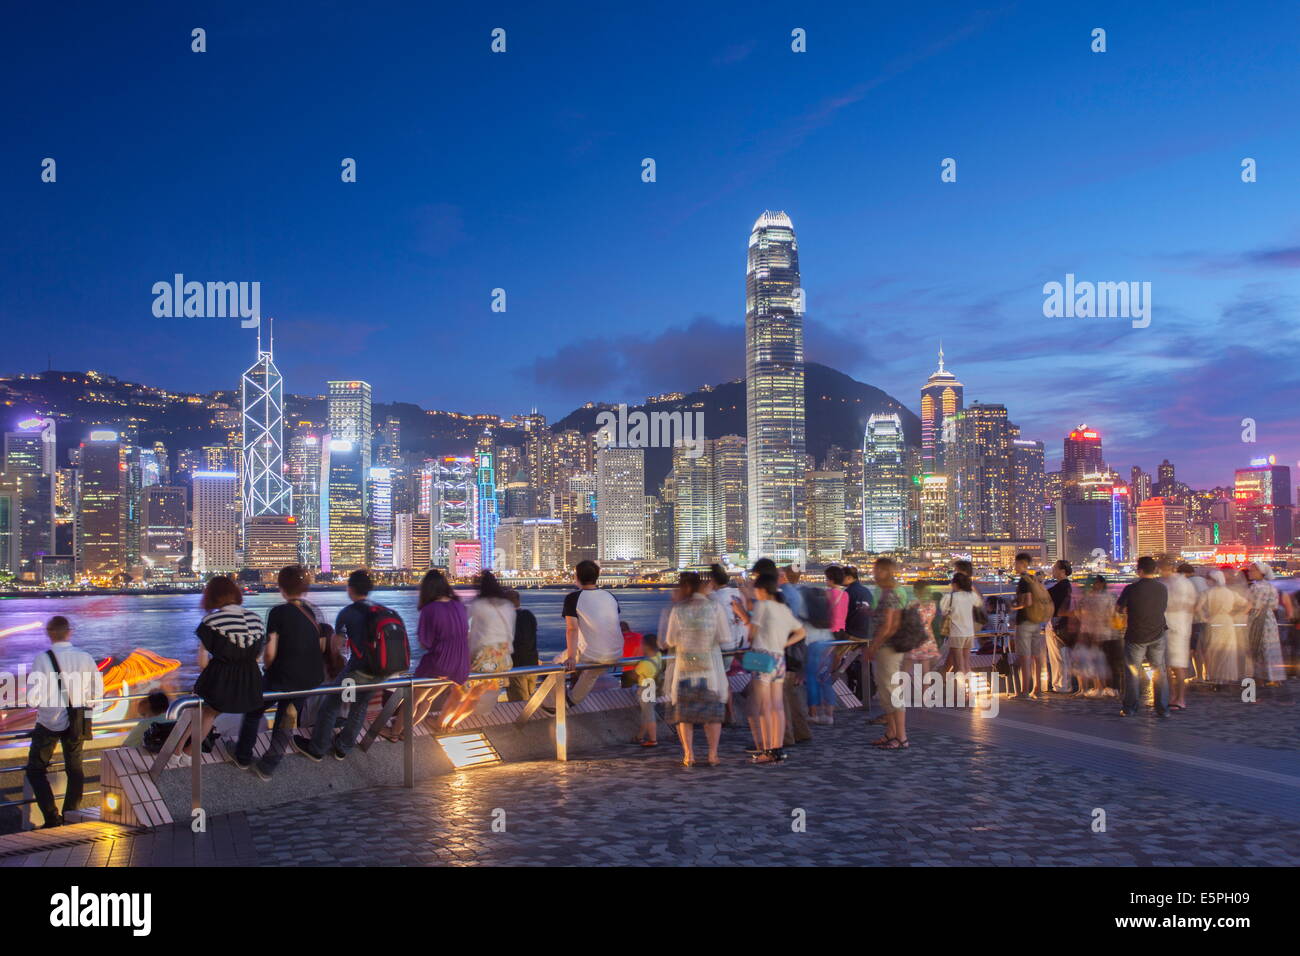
[190,577,266,756]
[25,616,98,829]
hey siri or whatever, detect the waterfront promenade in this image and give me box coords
[3,683,1295,867]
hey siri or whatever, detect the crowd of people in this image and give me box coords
[18,551,1297,825]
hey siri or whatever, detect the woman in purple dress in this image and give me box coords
[383,569,468,740]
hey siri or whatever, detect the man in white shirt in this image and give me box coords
[25,617,101,829]
[559,560,623,706]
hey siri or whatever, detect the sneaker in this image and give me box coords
[251,764,272,782]
[330,744,347,761]
[292,734,322,762]
[39,815,64,829]
[232,756,253,771]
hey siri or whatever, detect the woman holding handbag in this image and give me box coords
[744,573,806,764]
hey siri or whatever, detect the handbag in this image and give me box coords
[292,601,343,679]
[741,650,778,674]
[46,650,93,741]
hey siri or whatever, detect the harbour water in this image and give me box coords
[0,589,679,692]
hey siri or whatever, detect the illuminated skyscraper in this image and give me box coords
[76,432,129,580]
[1136,496,1186,557]
[140,485,187,575]
[432,457,476,567]
[241,333,292,521]
[4,418,56,572]
[192,470,240,574]
[920,346,963,473]
[862,413,910,553]
[1062,425,1105,499]
[286,432,322,567]
[1010,438,1046,540]
[673,440,715,567]
[368,467,394,569]
[919,475,951,548]
[596,445,645,562]
[806,470,847,561]
[1130,466,1152,506]
[1234,458,1293,547]
[321,438,367,574]
[710,435,748,561]
[745,210,806,563]
[475,444,500,570]
[949,404,1014,540]
[328,381,372,507]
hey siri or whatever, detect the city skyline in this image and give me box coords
[5,3,1299,490]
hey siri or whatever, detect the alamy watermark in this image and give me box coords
[1042,273,1151,328]
[594,404,705,458]
[151,274,260,327]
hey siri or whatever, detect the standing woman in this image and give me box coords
[1197,570,1249,687]
[865,557,908,750]
[824,565,849,636]
[234,565,324,777]
[664,571,731,767]
[1076,575,1117,697]
[1160,558,1197,710]
[191,576,265,754]
[1244,562,1290,686]
[939,572,979,681]
[397,569,468,737]
[438,571,514,731]
[745,573,806,764]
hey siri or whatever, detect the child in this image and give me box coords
[631,634,664,747]
[123,691,170,748]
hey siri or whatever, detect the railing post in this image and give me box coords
[190,698,202,814]
[554,669,567,762]
[403,680,415,788]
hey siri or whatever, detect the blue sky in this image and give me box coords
[3,1,1298,487]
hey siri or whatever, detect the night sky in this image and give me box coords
[3,1,1298,488]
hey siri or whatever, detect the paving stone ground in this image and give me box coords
[4,680,1297,866]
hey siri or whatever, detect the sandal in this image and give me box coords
[640,740,658,748]
[870,736,895,747]
[882,738,910,750]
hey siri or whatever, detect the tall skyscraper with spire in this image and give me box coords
[744,210,807,563]
[241,322,292,520]
[920,345,963,474]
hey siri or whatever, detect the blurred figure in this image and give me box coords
[865,557,908,750]
[123,691,170,749]
[1180,563,1209,681]
[630,633,664,747]
[1075,575,1118,697]
[777,568,813,747]
[1010,553,1047,699]
[505,589,539,703]
[939,572,980,683]
[824,565,849,636]
[1046,560,1075,693]
[1160,557,1197,710]
[1197,569,1250,687]
[439,571,513,731]
[664,571,731,767]
[1244,562,1290,686]
[906,581,942,679]
[620,619,644,688]
[708,564,748,653]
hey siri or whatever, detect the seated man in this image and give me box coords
[557,560,624,707]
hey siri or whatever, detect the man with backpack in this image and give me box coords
[294,569,410,761]
[1011,553,1053,699]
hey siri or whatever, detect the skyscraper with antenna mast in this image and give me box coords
[241,318,292,520]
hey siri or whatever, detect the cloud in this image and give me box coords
[520,314,870,403]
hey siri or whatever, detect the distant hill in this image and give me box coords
[553,362,919,489]
[1,363,918,487]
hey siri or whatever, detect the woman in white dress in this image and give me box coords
[1160,558,1197,710]
[664,571,732,767]
[939,571,981,681]
[1196,570,1250,687]
[1244,562,1290,685]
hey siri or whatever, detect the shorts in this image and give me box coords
[1015,621,1045,657]
[944,633,973,651]
[753,652,787,684]
[873,645,906,715]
